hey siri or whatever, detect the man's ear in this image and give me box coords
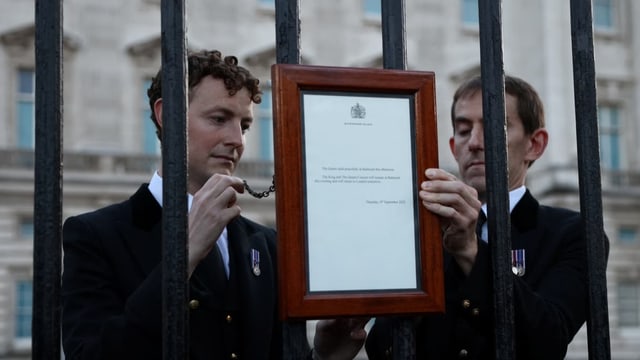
[449,136,458,160]
[153,98,163,130]
[526,128,549,162]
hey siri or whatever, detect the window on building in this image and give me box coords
[142,78,160,155]
[258,88,273,161]
[619,227,638,244]
[15,280,33,340]
[364,0,381,19]
[258,0,274,8]
[18,217,33,239]
[618,282,640,327]
[593,0,614,30]
[16,69,35,149]
[461,0,479,26]
[599,105,621,170]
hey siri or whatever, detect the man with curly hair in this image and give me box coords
[62,50,284,359]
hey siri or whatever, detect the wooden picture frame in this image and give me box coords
[271,64,443,319]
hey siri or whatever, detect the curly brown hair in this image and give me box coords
[147,49,262,140]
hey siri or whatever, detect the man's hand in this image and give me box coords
[313,318,370,360]
[420,168,482,275]
[187,174,245,276]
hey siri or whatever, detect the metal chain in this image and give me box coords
[243,175,276,199]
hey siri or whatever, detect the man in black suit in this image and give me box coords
[313,75,605,359]
[62,50,283,359]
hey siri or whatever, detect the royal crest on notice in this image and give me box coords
[350,102,366,119]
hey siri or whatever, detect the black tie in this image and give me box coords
[476,210,486,241]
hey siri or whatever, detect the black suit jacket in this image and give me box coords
[62,184,282,359]
[366,190,607,359]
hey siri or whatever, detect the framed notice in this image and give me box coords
[271,64,443,319]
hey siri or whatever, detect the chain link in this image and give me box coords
[243,175,276,199]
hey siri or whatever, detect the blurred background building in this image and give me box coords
[0,0,638,358]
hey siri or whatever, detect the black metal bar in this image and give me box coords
[381,0,407,70]
[32,0,63,358]
[569,1,612,359]
[381,1,413,357]
[274,0,310,356]
[282,321,310,360]
[477,0,514,359]
[275,0,300,64]
[391,317,415,359]
[160,0,189,359]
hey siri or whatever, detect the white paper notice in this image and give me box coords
[303,93,419,292]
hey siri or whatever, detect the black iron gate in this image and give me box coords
[32,0,611,359]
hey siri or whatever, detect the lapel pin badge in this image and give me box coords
[251,249,261,276]
[511,248,526,276]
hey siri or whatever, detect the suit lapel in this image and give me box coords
[227,218,251,279]
[511,190,538,230]
[190,242,228,306]
[120,184,163,275]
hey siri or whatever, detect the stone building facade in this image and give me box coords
[0,0,638,358]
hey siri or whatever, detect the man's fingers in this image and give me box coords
[201,174,244,194]
[229,176,246,193]
[425,168,458,181]
[420,178,482,218]
[422,199,457,218]
[346,318,371,338]
[194,175,245,208]
[350,328,367,340]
